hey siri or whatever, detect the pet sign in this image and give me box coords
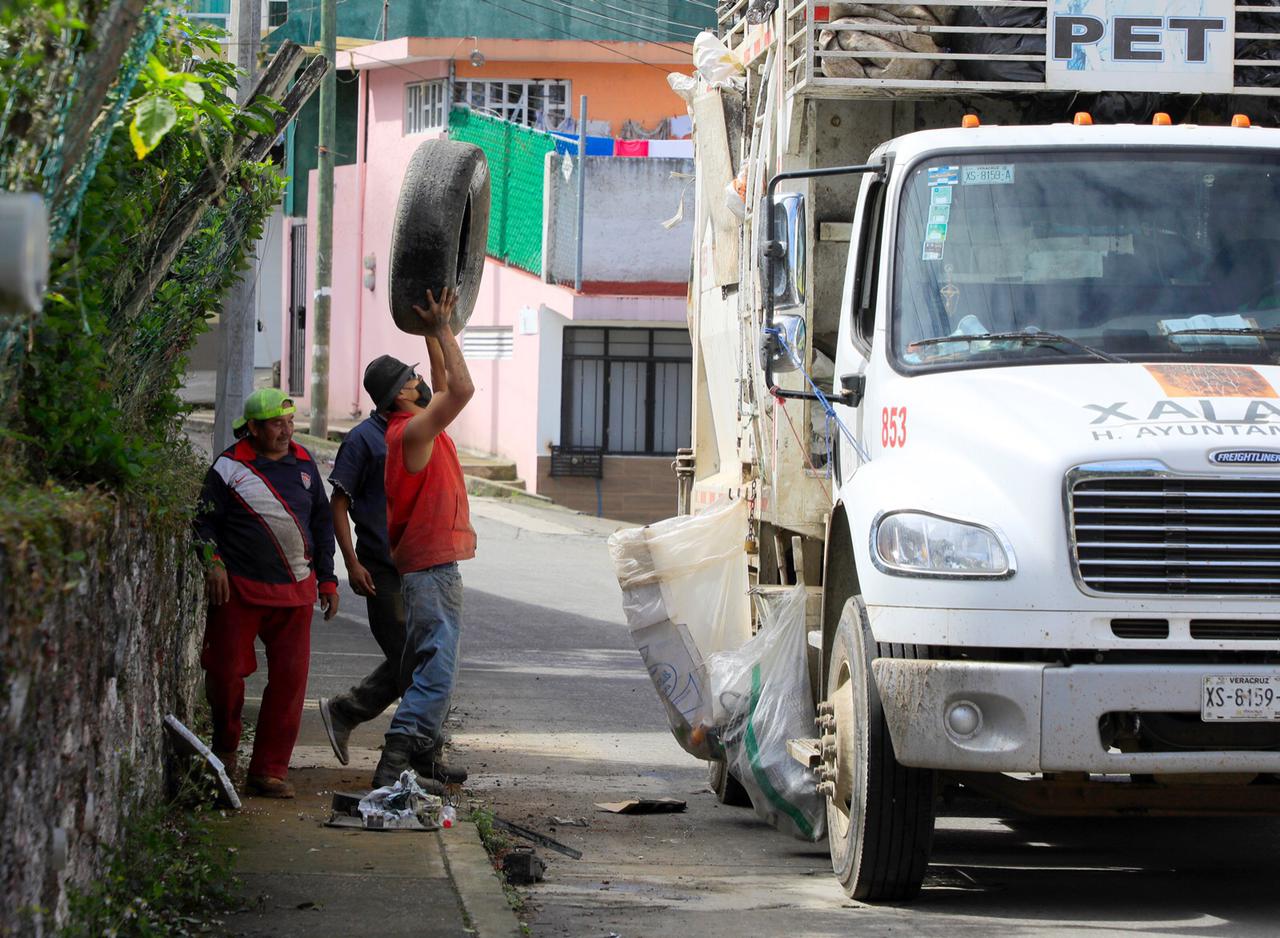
[1046,0,1234,93]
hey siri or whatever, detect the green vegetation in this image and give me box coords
[60,773,239,938]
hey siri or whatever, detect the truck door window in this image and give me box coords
[852,180,885,352]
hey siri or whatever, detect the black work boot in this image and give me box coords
[410,743,469,785]
[371,735,444,794]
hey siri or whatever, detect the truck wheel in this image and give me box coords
[388,139,490,336]
[825,597,936,901]
[708,759,752,807]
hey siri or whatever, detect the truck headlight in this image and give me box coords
[872,511,1014,578]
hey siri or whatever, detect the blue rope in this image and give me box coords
[765,325,871,465]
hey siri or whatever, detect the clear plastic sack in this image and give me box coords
[609,500,752,760]
[693,31,744,87]
[706,585,826,841]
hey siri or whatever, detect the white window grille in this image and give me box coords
[452,79,571,130]
[405,80,448,135]
[462,327,514,361]
[266,0,288,28]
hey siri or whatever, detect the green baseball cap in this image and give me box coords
[233,388,296,431]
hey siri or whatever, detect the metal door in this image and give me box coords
[288,222,307,395]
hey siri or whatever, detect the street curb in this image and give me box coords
[439,821,523,938]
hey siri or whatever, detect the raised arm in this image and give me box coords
[426,332,448,393]
[402,288,475,473]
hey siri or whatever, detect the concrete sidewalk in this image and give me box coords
[209,763,521,938]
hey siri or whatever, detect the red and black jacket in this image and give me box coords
[194,439,337,606]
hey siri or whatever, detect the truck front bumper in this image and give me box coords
[872,660,1280,774]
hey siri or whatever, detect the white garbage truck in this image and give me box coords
[677,0,1280,902]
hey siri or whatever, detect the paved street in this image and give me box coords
[236,485,1280,938]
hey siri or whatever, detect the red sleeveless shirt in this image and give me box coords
[384,413,476,574]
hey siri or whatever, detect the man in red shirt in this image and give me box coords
[371,288,477,789]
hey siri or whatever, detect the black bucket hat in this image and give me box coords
[363,355,416,412]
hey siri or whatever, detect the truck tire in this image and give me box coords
[388,139,490,336]
[708,759,752,807]
[825,597,936,901]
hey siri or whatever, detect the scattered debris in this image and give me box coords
[549,816,589,827]
[502,846,546,884]
[492,816,583,859]
[323,774,442,832]
[594,798,686,815]
[163,714,240,809]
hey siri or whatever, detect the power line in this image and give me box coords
[546,0,703,37]
[474,0,678,73]
[529,0,696,52]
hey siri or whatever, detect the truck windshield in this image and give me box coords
[892,150,1280,372]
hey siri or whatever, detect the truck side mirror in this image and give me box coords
[760,313,807,374]
[758,192,806,310]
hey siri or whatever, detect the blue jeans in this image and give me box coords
[387,562,463,746]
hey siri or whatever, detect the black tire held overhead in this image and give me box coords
[388,139,490,335]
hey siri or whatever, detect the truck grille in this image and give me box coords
[1070,476,1280,595]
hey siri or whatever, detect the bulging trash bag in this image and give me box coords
[706,585,825,842]
[609,500,752,760]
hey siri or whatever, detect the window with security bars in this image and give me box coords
[562,327,692,456]
[461,327,514,360]
[452,79,570,130]
[267,0,288,27]
[405,81,448,135]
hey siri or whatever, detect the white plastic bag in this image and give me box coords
[706,585,826,841]
[609,500,752,759]
[693,31,745,87]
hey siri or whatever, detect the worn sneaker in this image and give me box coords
[318,697,353,765]
[246,775,296,799]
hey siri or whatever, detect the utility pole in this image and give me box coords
[574,95,587,292]
[213,0,262,452]
[310,0,336,438]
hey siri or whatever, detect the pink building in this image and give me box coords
[281,38,697,523]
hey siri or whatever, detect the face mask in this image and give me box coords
[413,379,432,407]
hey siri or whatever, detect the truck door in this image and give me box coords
[833,173,886,482]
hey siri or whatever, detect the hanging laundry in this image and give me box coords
[551,132,616,157]
[614,139,650,158]
[648,140,694,160]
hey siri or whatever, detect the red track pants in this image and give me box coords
[201,590,312,779]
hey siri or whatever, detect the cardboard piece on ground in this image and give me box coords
[594,797,688,815]
[163,714,241,810]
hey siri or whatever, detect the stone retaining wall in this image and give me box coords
[0,502,204,933]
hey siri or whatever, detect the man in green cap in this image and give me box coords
[194,388,339,798]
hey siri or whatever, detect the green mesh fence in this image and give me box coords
[448,107,555,276]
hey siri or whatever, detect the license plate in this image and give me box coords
[1202,675,1280,722]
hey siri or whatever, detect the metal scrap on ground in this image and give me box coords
[594,798,687,815]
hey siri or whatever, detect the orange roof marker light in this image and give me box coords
[1233,114,1252,128]
[1152,112,1172,126]
[1074,112,1094,126]
[962,114,980,128]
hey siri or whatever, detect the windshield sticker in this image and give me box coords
[922,242,945,261]
[929,186,953,206]
[922,209,950,261]
[1145,364,1277,399]
[961,164,1015,186]
[927,165,959,187]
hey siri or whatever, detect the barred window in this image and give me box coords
[562,328,692,456]
[452,79,570,130]
[405,81,448,135]
[267,0,288,27]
